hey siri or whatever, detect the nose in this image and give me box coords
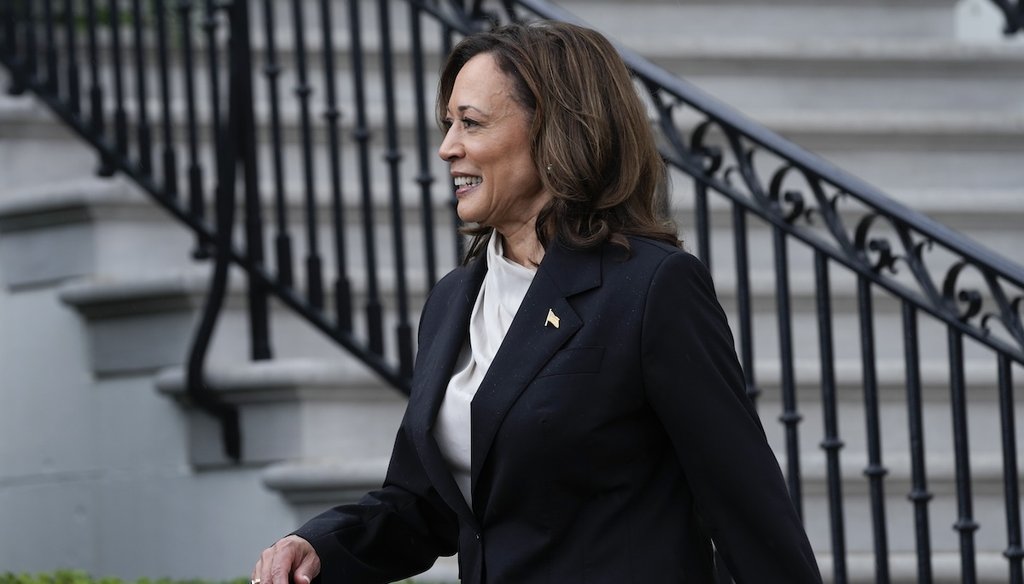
[438,125,462,162]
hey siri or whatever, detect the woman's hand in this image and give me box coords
[252,535,321,584]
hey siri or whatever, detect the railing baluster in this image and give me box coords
[814,251,847,584]
[42,0,58,94]
[731,204,758,406]
[22,0,38,86]
[694,182,710,270]
[236,0,270,362]
[348,0,384,355]
[130,0,151,174]
[184,0,249,462]
[62,0,80,115]
[177,0,208,256]
[857,276,890,583]
[1,1,13,59]
[948,328,978,583]
[200,0,226,259]
[773,227,803,515]
[84,0,104,133]
[154,0,177,197]
[203,0,224,197]
[378,0,414,377]
[109,0,129,158]
[997,354,1024,584]
[442,24,463,262]
[260,0,292,288]
[83,0,114,176]
[289,0,325,310]
[317,0,352,331]
[902,302,934,583]
[409,2,439,288]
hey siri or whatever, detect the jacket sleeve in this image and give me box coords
[292,418,459,584]
[640,251,822,584]
[292,280,461,583]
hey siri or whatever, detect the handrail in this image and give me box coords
[505,0,1024,366]
[0,0,419,462]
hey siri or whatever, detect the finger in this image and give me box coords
[251,556,262,582]
[269,543,296,584]
[260,546,280,584]
[293,549,321,584]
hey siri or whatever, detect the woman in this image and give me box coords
[252,21,822,584]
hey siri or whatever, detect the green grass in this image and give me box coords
[0,572,247,584]
[0,572,451,584]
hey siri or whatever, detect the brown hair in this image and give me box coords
[437,21,680,261]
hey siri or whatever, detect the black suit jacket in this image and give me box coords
[296,237,822,584]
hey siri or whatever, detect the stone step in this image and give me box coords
[802,455,1015,557]
[0,178,199,288]
[559,0,962,42]
[3,152,1018,239]
[12,15,1020,123]
[668,185,1024,267]
[2,177,1016,373]
[669,109,1024,192]
[839,467,1013,559]
[8,41,1024,197]
[753,358,1024,468]
[5,83,1023,214]
[155,358,406,469]
[55,262,433,377]
[819,550,1013,584]
[0,176,465,291]
[0,82,104,193]
[3,175,1013,315]
[640,40,1024,114]
[257,402,1019,556]
[25,0,1001,88]
[26,262,1022,395]
[49,252,1024,420]
[260,463,1014,583]
[49,253,1020,378]
[49,21,1024,117]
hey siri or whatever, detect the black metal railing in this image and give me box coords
[1,0,459,458]
[1,1,1022,583]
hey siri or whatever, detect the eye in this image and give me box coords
[460,117,479,129]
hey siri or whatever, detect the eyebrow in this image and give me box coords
[450,104,486,116]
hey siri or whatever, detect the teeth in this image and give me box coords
[454,176,482,188]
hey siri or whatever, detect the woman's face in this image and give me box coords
[438,53,549,236]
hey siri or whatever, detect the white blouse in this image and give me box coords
[433,233,537,505]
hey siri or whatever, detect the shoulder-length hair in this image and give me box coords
[437,21,680,261]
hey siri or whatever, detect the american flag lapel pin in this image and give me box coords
[545,308,560,329]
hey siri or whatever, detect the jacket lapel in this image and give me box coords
[469,243,603,500]
[407,256,487,525]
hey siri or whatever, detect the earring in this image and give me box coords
[546,164,553,173]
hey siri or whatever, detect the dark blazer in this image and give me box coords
[296,237,822,584]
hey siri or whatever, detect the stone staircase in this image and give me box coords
[2,1,1023,582]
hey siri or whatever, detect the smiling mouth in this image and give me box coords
[453,176,482,189]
